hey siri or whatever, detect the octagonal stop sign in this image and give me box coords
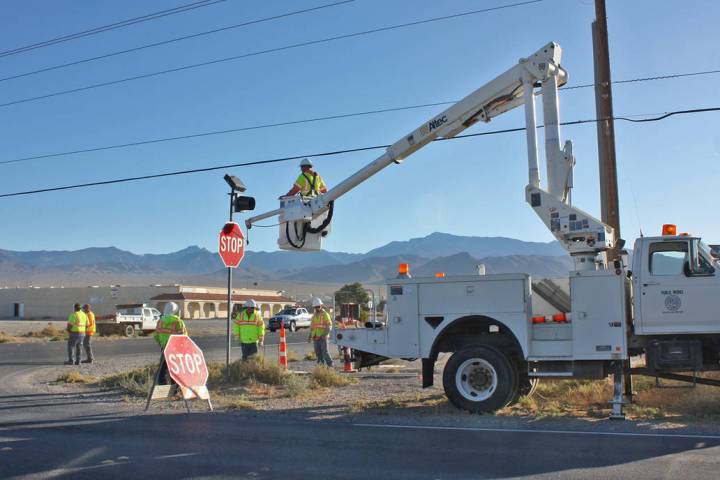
[218,222,245,268]
[164,335,209,399]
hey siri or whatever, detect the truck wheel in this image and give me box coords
[124,324,136,338]
[442,345,518,414]
[289,321,297,333]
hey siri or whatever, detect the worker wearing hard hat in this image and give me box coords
[285,158,328,197]
[153,302,188,384]
[65,303,88,365]
[81,304,96,364]
[233,299,266,360]
[308,298,333,367]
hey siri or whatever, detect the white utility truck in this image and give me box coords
[247,42,720,417]
[96,303,161,337]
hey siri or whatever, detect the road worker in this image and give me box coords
[233,300,265,360]
[81,304,95,364]
[308,297,333,367]
[284,158,328,197]
[153,302,188,384]
[65,303,88,365]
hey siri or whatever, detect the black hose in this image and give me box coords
[284,200,334,249]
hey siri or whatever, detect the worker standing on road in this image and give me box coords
[81,304,95,364]
[308,298,333,367]
[284,158,328,197]
[153,302,188,384]
[65,303,88,365]
[233,300,265,360]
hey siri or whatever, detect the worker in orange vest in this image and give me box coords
[81,304,96,364]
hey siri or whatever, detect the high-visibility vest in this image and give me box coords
[67,311,88,333]
[233,310,265,344]
[310,310,332,340]
[294,171,326,197]
[153,315,188,348]
[85,311,96,336]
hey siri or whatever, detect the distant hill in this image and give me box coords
[366,232,565,258]
[0,232,571,286]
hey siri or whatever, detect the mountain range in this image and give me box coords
[0,232,572,287]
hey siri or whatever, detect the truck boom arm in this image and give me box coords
[247,42,614,269]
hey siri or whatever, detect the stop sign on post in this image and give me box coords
[164,335,209,399]
[218,222,245,268]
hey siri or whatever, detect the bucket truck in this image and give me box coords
[247,42,720,416]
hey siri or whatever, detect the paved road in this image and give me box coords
[2,338,720,478]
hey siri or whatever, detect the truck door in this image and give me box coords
[386,284,420,357]
[639,239,720,334]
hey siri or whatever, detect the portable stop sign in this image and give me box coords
[164,335,210,401]
[218,222,245,268]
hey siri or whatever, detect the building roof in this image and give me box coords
[150,292,293,303]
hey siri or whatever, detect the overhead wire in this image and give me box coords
[2,68,719,167]
[0,107,717,199]
[0,0,356,83]
[0,0,544,109]
[0,0,226,59]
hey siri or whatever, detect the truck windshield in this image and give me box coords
[698,240,718,268]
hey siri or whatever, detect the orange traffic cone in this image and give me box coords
[342,347,356,373]
[279,321,288,369]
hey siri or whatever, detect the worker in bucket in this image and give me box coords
[232,299,265,360]
[153,302,188,384]
[81,304,96,364]
[308,298,333,367]
[284,158,328,197]
[65,303,88,365]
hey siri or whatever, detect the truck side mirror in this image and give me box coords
[683,261,692,277]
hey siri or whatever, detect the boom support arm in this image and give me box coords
[246,42,614,269]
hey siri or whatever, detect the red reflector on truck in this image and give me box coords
[552,313,567,323]
[531,316,546,324]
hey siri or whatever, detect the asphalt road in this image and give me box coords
[2,337,720,478]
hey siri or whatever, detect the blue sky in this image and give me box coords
[0,0,718,255]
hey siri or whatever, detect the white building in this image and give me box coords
[0,284,293,320]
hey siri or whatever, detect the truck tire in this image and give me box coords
[124,324,136,338]
[289,321,297,333]
[442,345,519,413]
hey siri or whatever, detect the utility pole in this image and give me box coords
[592,0,621,261]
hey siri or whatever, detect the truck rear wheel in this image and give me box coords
[124,324,136,337]
[442,345,518,413]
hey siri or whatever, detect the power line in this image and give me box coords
[1,107,717,199]
[0,1,226,59]
[2,68,719,167]
[0,0,543,109]
[0,0,356,83]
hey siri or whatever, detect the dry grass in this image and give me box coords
[23,324,67,341]
[223,357,288,386]
[0,332,11,343]
[99,365,156,396]
[286,350,301,363]
[56,371,97,384]
[501,373,720,421]
[222,396,255,410]
[304,351,317,361]
[310,366,356,388]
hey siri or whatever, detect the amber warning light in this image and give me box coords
[662,224,677,236]
[398,263,410,275]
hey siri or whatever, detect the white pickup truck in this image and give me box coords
[96,304,161,337]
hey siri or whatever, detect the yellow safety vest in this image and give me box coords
[67,311,88,333]
[310,310,332,340]
[85,311,96,336]
[294,172,326,197]
[233,310,265,344]
[153,315,188,348]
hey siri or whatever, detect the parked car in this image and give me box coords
[268,307,312,332]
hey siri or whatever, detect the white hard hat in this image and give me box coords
[300,158,313,168]
[163,302,179,316]
[244,299,258,308]
[311,297,323,308]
